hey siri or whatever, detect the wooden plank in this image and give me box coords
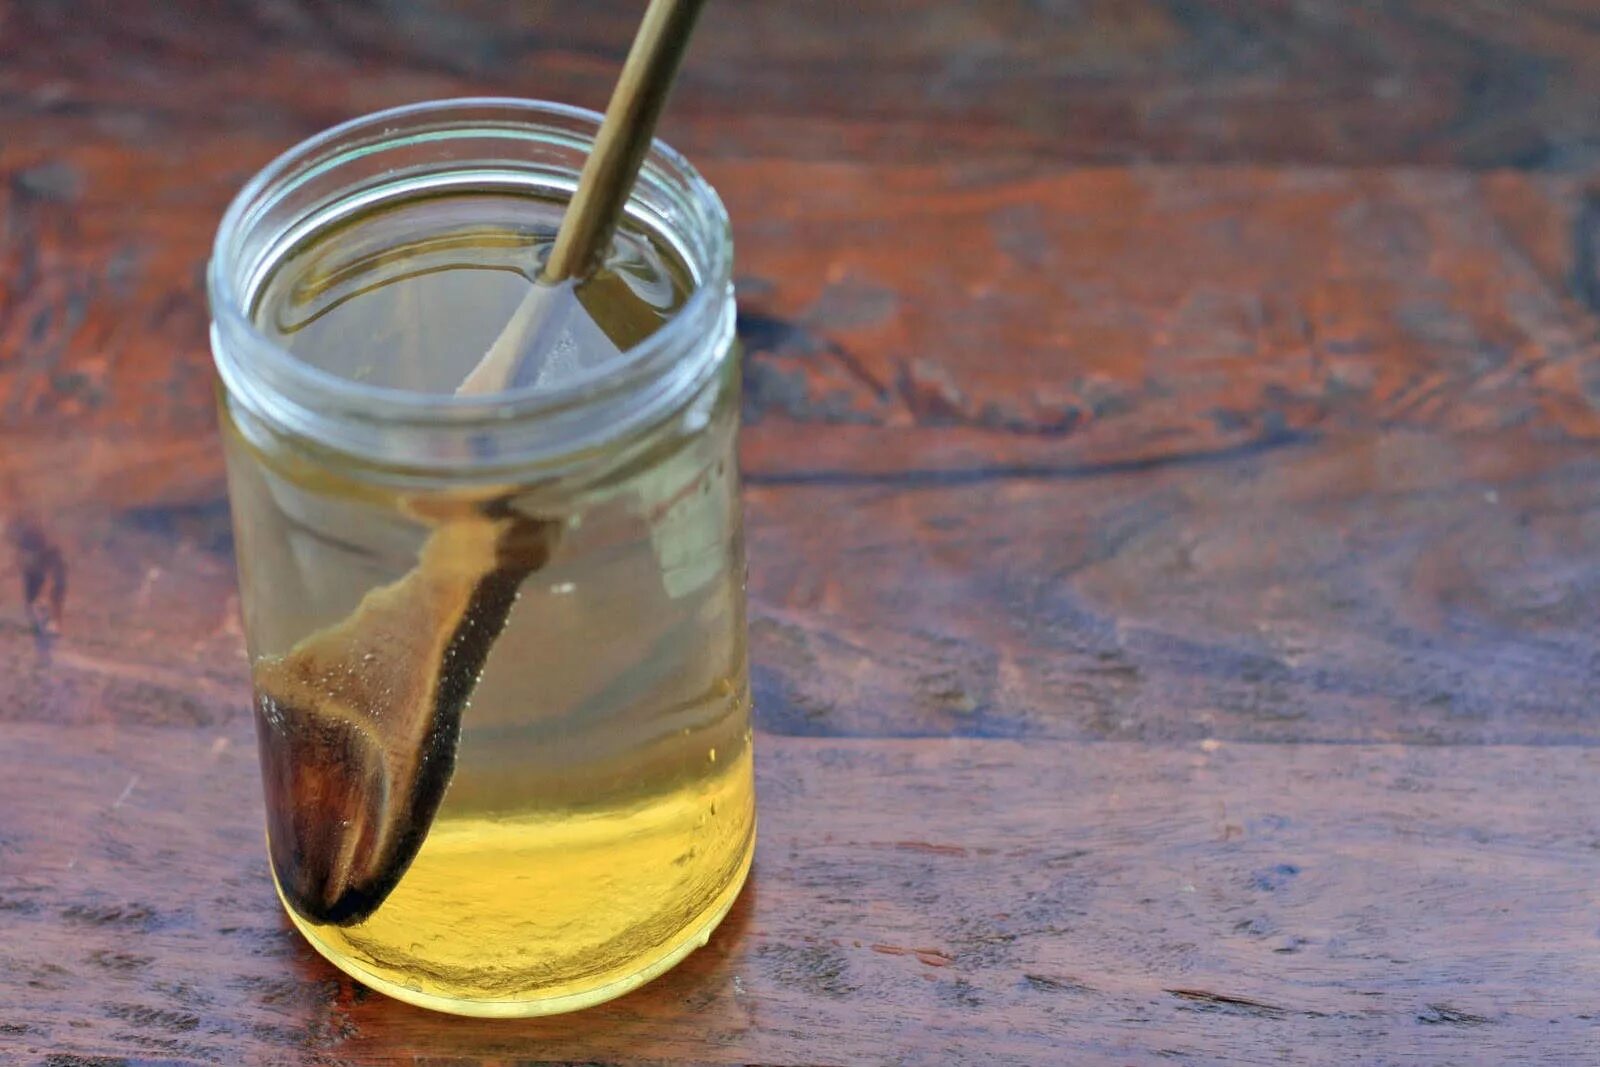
[3,160,1597,745]
[745,428,1600,744]
[6,151,1598,469]
[4,1,1600,168]
[6,422,1599,747]
[2,726,1597,1065]
[720,164,1600,467]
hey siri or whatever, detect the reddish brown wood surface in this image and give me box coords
[3,2,1600,1064]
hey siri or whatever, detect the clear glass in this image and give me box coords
[207,99,753,1017]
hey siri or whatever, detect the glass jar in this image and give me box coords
[207,99,753,1017]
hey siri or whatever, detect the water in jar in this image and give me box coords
[220,190,754,1016]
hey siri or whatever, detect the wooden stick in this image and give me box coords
[457,0,706,397]
[260,2,714,921]
[543,0,708,283]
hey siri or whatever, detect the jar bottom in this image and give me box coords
[275,827,755,1018]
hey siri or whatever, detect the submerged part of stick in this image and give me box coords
[249,0,707,928]
[458,0,706,396]
[454,278,622,397]
[255,507,558,926]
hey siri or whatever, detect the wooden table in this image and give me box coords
[4,2,1600,1063]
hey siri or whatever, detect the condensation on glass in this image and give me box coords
[207,99,753,1017]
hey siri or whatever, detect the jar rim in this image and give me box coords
[207,97,734,452]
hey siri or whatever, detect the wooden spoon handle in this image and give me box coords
[541,0,708,283]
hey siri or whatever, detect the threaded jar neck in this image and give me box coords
[208,98,735,478]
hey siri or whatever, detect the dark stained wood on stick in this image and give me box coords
[254,510,560,925]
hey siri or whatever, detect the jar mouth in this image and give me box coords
[208,98,735,469]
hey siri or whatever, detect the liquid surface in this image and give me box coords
[255,191,692,393]
[230,190,752,1015]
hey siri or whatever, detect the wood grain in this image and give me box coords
[3,0,1600,1063]
[5,1,1600,168]
[4,725,1599,1065]
[4,161,1598,746]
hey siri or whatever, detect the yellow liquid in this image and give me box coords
[229,188,754,1016]
[281,745,755,1016]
